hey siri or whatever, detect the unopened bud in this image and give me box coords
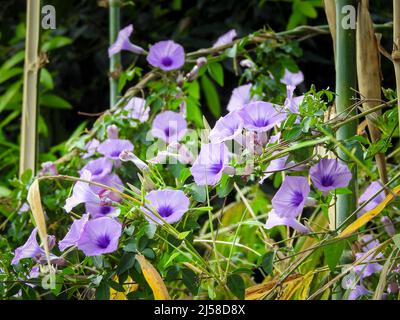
[107,124,119,139]
[119,150,149,172]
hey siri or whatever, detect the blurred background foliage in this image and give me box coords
[0,0,395,188]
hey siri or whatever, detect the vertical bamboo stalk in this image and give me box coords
[357,0,388,185]
[109,0,121,107]
[393,0,400,137]
[335,0,358,229]
[19,0,41,177]
[324,0,337,57]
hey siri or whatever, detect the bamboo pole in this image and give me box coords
[19,0,41,177]
[357,0,388,185]
[393,0,400,138]
[335,0,358,229]
[324,0,337,56]
[109,0,121,107]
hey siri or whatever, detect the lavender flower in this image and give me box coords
[266,176,310,233]
[141,189,189,224]
[190,143,230,186]
[310,158,352,192]
[281,69,304,87]
[147,40,185,71]
[108,24,145,57]
[284,85,304,113]
[213,29,237,48]
[353,235,383,278]
[80,157,113,180]
[238,101,286,132]
[209,111,243,143]
[227,84,256,112]
[64,170,98,213]
[381,216,396,236]
[107,124,119,139]
[97,138,134,161]
[59,214,89,252]
[82,138,99,159]
[39,161,58,176]
[77,217,122,256]
[124,97,150,122]
[358,181,385,215]
[260,155,302,183]
[151,111,187,143]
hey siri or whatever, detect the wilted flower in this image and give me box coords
[123,97,150,123]
[12,228,57,265]
[381,216,396,236]
[266,176,310,233]
[281,69,304,87]
[39,161,58,176]
[284,85,304,114]
[77,217,122,256]
[227,84,256,112]
[141,189,189,224]
[213,29,237,48]
[310,158,352,192]
[209,111,243,143]
[59,214,89,252]
[97,138,134,161]
[190,143,231,186]
[238,101,286,132]
[147,40,185,71]
[80,157,113,180]
[108,24,145,57]
[151,111,187,143]
[358,180,385,216]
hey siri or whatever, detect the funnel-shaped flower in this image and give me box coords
[358,180,385,215]
[80,157,113,180]
[147,40,185,71]
[77,217,122,256]
[213,29,237,48]
[227,84,256,112]
[151,111,187,143]
[238,101,286,132]
[59,214,89,252]
[310,158,352,192]
[97,138,134,161]
[284,85,304,113]
[108,24,145,57]
[124,97,150,122]
[209,111,243,143]
[141,189,189,225]
[353,235,383,278]
[190,143,230,186]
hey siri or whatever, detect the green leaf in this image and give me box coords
[0,81,22,112]
[216,175,234,198]
[296,0,318,18]
[40,94,72,109]
[41,36,72,52]
[186,96,203,128]
[260,251,274,275]
[227,274,245,299]
[335,187,352,195]
[201,74,221,118]
[208,62,224,86]
[393,234,400,250]
[182,268,198,295]
[116,253,136,275]
[40,68,54,90]
[96,279,110,300]
[190,184,207,203]
[0,186,11,197]
[0,51,24,71]
[324,240,345,272]
[0,68,23,84]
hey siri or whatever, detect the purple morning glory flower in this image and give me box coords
[77,217,122,256]
[227,84,256,112]
[12,228,57,265]
[281,69,304,87]
[209,111,243,143]
[147,40,185,71]
[97,138,134,161]
[353,235,383,278]
[108,24,145,57]
[59,214,89,252]
[260,155,302,183]
[284,85,304,114]
[213,29,237,48]
[238,101,286,132]
[82,138,99,159]
[141,189,190,225]
[310,158,352,192]
[358,180,385,215]
[348,284,370,300]
[39,161,58,176]
[190,143,230,186]
[266,176,310,233]
[151,111,187,144]
[124,97,150,122]
[107,124,119,139]
[80,157,113,180]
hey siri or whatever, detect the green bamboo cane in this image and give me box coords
[109,0,121,107]
[335,0,358,229]
[19,0,41,177]
[393,0,400,138]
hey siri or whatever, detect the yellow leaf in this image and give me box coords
[110,276,139,300]
[338,185,400,238]
[136,254,170,300]
[27,179,50,264]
